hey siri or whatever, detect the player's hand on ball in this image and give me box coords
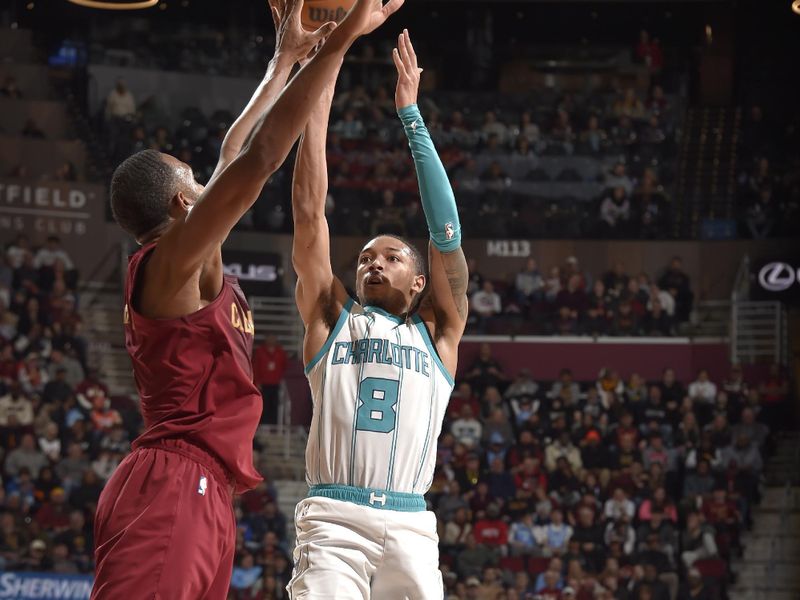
[393,29,421,109]
[339,0,405,41]
[270,0,337,64]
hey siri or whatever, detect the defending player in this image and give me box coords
[288,31,467,599]
[90,1,404,598]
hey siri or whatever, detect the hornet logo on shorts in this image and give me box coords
[445,222,455,240]
[198,476,208,496]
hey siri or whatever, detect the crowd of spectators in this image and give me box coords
[466,255,693,337]
[736,105,800,239]
[99,76,679,241]
[425,346,787,600]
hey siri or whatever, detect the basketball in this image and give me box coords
[301,0,356,31]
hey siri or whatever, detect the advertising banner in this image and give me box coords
[0,572,92,600]
[0,179,107,267]
[751,257,800,305]
[221,248,284,297]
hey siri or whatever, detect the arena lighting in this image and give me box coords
[793,0,800,14]
[66,0,158,9]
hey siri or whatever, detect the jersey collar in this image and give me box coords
[363,305,405,325]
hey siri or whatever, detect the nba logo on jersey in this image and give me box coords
[445,222,455,240]
[197,476,208,496]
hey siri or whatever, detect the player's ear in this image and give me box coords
[169,191,192,218]
[411,274,426,295]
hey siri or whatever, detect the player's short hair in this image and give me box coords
[110,150,180,239]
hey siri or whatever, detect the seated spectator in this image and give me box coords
[456,532,497,579]
[731,407,768,448]
[534,558,565,593]
[604,518,636,556]
[613,88,645,119]
[604,487,635,521]
[0,383,33,427]
[4,433,47,478]
[535,508,572,557]
[600,187,632,236]
[637,510,677,561]
[473,503,508,548]
[448,382,480,420]
[89,395,122,434]
[442,506,472,551]
[579,114,609,154]
[513,258,544,308]
[508,512,539,556]
[545,431,582,473]
[604,162,634,196]
[450,405,482,449]
[680,512,718,568]
[469,281,501,332]
[481,111,509,145]
[463,343,508,393]
[639,486,678,523]
[610,301,640,336]
[641,298,672,336]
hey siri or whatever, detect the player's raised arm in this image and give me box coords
[148,0,405,297]
[291,58,347,324]
[210,0,336,180]
[393,31,468,365]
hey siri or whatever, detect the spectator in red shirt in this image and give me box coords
[0,343,19,384]
[35,487,71,532]
[473,503,508,547]
[635,30,664,74]
[252,334,287,425]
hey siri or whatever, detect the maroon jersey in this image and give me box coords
[123,244,262,493]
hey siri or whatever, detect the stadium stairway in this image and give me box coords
[255,425,309,543]
[728,432,800,600]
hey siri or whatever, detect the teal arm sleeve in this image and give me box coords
[398,103,461,252]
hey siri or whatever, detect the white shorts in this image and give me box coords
[287,495,443,600]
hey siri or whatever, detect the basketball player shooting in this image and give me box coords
[90,1,403,598]
[288,30,467,599]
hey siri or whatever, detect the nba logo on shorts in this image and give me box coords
[197,476,208,496]
[445,222,455,240]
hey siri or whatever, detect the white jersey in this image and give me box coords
[304,300,454,495]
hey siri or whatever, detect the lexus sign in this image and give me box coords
[758,263,799,292]
[753,259,800,304]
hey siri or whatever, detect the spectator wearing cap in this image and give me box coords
[452,451,482,494]
[15,538,53,572]
[75,369,109,411]
[35,487,70,532]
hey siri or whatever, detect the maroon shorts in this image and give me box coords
[92,439,236,600]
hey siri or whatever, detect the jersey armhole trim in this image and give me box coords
[411,315,456,388]
[304,298,355,375]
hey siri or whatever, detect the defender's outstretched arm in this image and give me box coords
[150,0,405,297]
